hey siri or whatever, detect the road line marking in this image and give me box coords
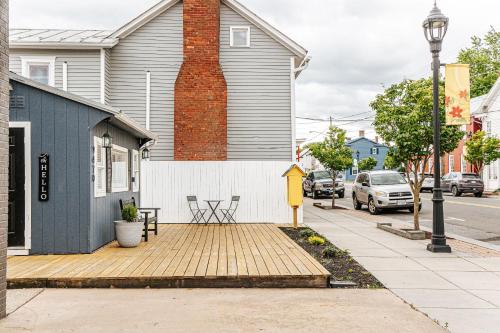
[421,198,500,209]
[446,217,465,222]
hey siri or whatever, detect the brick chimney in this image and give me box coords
[358,130,365,138]
[174,0,227,160]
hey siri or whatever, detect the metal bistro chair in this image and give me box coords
[220,196,240,223]
[187,196,207,224]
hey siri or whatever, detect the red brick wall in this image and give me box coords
[174,0,227,160]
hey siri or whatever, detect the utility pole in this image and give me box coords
[329,116,333,127]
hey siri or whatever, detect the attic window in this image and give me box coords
[230,26,250,47]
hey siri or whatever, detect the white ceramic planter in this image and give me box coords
[114,221,143,248]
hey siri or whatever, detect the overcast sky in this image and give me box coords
[10,0,500,143]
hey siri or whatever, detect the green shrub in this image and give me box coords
[122,204,138,222]
[299,228,315,239]
[322,245,337,258]
[307,236,325,246]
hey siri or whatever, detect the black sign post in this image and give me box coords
[39,153,49,201]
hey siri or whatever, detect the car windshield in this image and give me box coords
[462,173,480,179]
[371,173,407,185]
[314,171,331,179]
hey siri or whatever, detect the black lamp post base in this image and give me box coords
[427,243,452,253]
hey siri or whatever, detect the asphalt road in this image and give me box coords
[310,184,500,246]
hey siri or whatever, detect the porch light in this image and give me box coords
[102,120,112,148]
[142,147,151,160]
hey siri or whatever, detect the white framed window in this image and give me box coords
[449,155,455,173]
[132,149,140,192]
[111,144,129,193]
[21,56,55,86]
[230,26,251,47]
[94,137,106,197]
[371,147,379,155]
[486,120,492,136]
[461,154,467,173]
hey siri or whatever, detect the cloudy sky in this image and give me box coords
[10,0,499,143]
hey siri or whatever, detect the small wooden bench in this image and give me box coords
[119,197,160,242]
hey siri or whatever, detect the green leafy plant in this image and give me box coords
[299,228,315,239]
[307,126,353,208]
[465,131,500,174]
[457,27,500,98]
[358,156,378,171]
[307,236,325,246]
[121,204,138,222]
[322,245,337,258]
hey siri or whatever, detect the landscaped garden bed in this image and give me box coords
[280,227,384,289]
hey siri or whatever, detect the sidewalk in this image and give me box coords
[304,202,500,333]
[2,288,445,333]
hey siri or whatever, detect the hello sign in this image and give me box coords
[39,153,49,201]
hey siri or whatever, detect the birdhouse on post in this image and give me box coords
[282,164,306,229]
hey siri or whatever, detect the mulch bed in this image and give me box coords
[280,227,384,289]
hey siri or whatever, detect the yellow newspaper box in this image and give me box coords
[282,164,306,228]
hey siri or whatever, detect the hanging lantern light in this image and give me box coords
[142,147,151,160]
[102,120,112,148]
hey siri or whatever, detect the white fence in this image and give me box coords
[140,161,302,224]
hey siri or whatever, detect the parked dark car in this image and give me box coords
[441,172,484,197]
[303,170,345,199]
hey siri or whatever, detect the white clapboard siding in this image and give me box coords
[140,161,302,224]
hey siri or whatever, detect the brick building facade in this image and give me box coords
[0,0,9,319]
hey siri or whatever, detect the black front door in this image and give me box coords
[8,128,25,247]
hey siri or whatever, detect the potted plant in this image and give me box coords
[114,204,143,248]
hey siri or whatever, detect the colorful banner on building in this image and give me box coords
[445,64,471,126]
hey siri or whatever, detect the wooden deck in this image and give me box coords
[7,224,330,288]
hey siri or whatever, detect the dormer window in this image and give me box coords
[230,26,250,47]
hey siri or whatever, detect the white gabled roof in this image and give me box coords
[477,77,500,114]
[112,0,307,61]
[10,71,158,143]
[9,29,118,49]
[11,0,308,61]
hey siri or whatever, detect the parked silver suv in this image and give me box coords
[352,171,421,215]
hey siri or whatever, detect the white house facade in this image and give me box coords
[474,78,500,191]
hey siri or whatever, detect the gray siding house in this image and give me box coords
[8,72,156,255]
[9,0,309,162]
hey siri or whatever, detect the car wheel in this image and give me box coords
[338,190,345,199]
[368,197,380,215]
[303,188,307,197]
[474,192,483,198]
[452,186,461,197]
[353,195,362,210]
[408,204,422,213]
[312,189,319,200]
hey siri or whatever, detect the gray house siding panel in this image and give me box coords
[220,4,294,161]
[9,49,101,102]
[104,49,112,104]
[109,2,183,161]
[90,123,140,252]
[9,80,102,254]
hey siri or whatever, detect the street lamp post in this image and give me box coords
[423,1,451,253]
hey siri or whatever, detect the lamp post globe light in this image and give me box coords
[423,1,451,253]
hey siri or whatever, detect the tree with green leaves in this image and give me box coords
[457,27,500,98]
[371,78,463,230]
[307,126,353,208]
[465,130,500,174]
[358,156,377,171]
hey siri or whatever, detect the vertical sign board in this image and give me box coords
[39,153,49,201]
[445,64,471,126]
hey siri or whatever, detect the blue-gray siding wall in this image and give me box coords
[90,122,140,252]
[9,80,109,254]
[346,139,389,180]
